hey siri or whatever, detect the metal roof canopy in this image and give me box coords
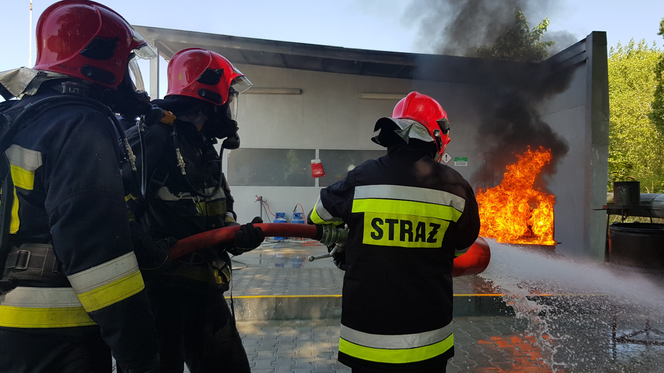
[132,25,583,87]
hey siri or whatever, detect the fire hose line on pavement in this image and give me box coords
[170,223,491,277]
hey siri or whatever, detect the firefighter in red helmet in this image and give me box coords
[309,91,480,372]
[0,1,159,372]
[121,48,262,373]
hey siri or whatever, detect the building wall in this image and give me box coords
[537,66,590,257]
[226,64,492,224]
[216,34,608,260]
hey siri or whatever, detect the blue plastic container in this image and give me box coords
[273,212,287,240]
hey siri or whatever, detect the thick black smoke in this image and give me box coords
[406,0,577,190]
[405,0,576,57]
[479,91,570,190]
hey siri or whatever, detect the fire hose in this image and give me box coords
[170,223,491,277]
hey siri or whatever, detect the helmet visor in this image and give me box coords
[227,91,239,121]
[231,75,253,95]
[130,28,158,60]
[127,56,146,92]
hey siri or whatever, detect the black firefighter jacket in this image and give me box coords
[0,92,159,370]
[310,146,480,372]
[123,117,235,290]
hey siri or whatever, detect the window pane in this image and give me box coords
[319,149,386,187]
[227,148,315,186]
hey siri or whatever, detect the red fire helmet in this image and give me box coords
[373,91,451,162]
[33,0,155,88]
[165,48,252,106]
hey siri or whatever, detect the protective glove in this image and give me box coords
[229,221,264,256]
[328,244,347,271]
[130,221,175,272]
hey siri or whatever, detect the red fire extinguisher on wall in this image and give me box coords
[311,159,325,178]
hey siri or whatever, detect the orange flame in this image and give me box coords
[477,146,555,245]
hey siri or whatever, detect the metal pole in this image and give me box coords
[29,0,33,67]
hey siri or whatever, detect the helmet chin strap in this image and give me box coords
[435,150,445,163]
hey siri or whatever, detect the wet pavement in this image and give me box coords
[174,238,664,372]
[237,314,664,373]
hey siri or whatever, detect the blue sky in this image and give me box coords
[1,0,662,90]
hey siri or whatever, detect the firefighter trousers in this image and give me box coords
[0,325,112,372]
[146,280,250,373]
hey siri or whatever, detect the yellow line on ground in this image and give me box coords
[226,295,343,299]
[226,293,608,299]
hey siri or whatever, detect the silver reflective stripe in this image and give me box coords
[313,196,341,222]
[354,185,465,213]
[0,286,82,308]
[5,144,42,171]
[340,322,453,349]
[155,186,225,201]
[67,252,139,294]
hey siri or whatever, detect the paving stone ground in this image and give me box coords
[165,240,664,373]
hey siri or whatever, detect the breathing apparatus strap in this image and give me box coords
[160,110,176,125]
[127,107,177,222]
[0,159,15,294]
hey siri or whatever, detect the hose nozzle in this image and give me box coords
[318,225,348,246]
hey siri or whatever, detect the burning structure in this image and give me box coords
[132,26,608,260]
[477,147,556,246]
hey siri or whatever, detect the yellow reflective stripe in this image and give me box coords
[6,145,41,190]
[68,252,139,292]
[339,333,454,364]
[4,145,38,232]
[362,212,450,248]
[10,164,36,190]
[352,199,463,222]
[68,252,144,312]
[0,305,96,328]
[0,287,95,328]
[354,185,465,213]
[76,270,144,312]
[10,186,19,233]
[311,197,343,225]
[310,204,326,225]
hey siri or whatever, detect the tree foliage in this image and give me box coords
[649,18,664,139]
[476,8,554,62]
[608,40,664,192]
